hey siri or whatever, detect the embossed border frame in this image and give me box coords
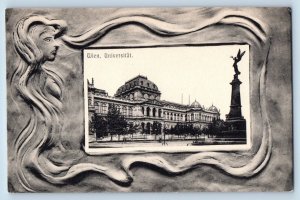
[6,8,293,192]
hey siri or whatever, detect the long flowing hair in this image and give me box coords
[12,15,69,191]
[11,12,271,192]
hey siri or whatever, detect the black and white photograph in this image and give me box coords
[6,8,293,192]
[84,45,250,154]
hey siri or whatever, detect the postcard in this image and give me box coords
[6,7,293,192]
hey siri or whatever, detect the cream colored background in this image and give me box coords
[84,45,249,120]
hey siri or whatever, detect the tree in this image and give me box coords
[106,104,128,141]
[163,126,169,135]
[93,113,108,140]
[186,124,194,138]
[127,123,141,138]
[214,119,226,137]
[207,119,226,137]
[201,127,209,137]
[89,115,95,134]
[152,121,161,140]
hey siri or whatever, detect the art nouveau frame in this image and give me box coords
[6,8,292,192]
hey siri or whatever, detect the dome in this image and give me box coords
[208,105,219,112]
[191,100,202,108]
[115,75,161,98]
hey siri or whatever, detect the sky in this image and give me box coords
[84,45,249,120]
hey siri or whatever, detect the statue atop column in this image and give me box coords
[231,49,245,76]
[224,49,247,142]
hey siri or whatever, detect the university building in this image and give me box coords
[88,75,220,134]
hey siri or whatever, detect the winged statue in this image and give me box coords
[231,49,246,76]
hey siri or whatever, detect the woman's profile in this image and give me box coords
[13,15,67,149]
[12,15,71,191]
[11,14,135,191]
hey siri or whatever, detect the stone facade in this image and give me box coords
[88,75,220,134]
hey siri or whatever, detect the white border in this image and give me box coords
[83,45,252,155]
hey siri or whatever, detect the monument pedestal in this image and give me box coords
[224,74,246,139]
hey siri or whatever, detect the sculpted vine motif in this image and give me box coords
[11,11,271,192]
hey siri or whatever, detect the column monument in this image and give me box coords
[225,49,247,139]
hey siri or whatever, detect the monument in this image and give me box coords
[225,49,247,139]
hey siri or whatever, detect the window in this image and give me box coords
[122,107,127,116]
[152,108,156,117]
[94,102,99,113]
[102,104,107,113]
[99,103,106,114]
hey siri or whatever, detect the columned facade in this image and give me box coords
[88,75,220,134]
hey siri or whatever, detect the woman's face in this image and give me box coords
[30,25,60,62]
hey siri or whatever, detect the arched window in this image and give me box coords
[129,107,133,116]
[141,122,145,132]
[152,107,156,117]
[146,122,151,134]
[141,107,144,116]
[146,107,150,117]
